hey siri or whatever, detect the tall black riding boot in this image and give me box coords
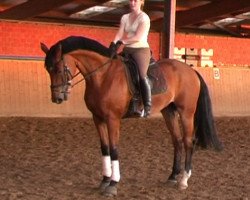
[131,97,143,117]
[140,77,151,117]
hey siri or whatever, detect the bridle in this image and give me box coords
[50,57,113,92]
[50,60,73,91]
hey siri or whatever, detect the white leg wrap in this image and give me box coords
[102,156,112,177]
[111,160,120,182]
[179,170,192,189]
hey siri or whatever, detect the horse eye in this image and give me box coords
[47,66,53,72]
[53,66,62,74]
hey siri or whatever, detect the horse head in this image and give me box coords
[40,42,77,104]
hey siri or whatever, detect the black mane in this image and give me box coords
[45,36,111,69]
[60,36,111,56]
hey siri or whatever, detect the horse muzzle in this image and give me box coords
[51,93,64,104]
[52,97,63,104]
[51,85,71,104]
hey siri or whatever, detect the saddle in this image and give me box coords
[120,52,167,118]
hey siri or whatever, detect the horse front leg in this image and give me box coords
[93,115,121,197]
[92,116,112,192]
[103,117,121,197]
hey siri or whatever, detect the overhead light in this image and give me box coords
[70,0,128,19]
[71,6,115,19]
[214,17,243,26]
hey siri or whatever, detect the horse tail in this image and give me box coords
[194,71,223,151]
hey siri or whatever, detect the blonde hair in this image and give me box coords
[141,0,145,10]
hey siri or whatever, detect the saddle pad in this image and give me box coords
[148,63,167,95]
[122,58,167,96]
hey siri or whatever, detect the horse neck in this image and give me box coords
[69,50,112,82]
[63,54,78,75]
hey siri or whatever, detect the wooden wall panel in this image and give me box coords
[0,59,91,117]
[0,59,249,117]
[195,67,250,116]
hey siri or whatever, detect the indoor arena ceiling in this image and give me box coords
[0,0,250,38]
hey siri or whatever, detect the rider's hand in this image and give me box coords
[109,41,123,58]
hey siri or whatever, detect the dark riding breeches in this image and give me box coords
[123,47,151,78]
[123,47,152,117]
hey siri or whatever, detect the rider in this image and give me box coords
[109,0,151,117]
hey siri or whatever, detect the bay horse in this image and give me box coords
[40,36,222,197]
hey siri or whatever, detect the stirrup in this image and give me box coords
[133,110,143,117]
[130,97,143,117]
[142,106,151,118]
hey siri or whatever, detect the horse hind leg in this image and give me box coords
[161,103,183,186]
[178,109,196,190]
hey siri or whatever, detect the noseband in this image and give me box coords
[50,61,73,91]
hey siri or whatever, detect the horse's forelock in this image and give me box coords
[44,43,60,70]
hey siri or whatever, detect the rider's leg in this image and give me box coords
[133,48,151,117]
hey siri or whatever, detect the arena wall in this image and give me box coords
[0,21,249,117]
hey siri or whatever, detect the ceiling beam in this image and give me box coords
[208,21,242,37]
[32,15,120,27]
[226,24,250,37]
[77,13,121,23]
[144,1,164,12]
[0,0,74,20]
[176,0,250,27]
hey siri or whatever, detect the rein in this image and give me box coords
[67,58,113,88]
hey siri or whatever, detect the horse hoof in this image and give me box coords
[103,185,117,197]
[99,181,110,193]
[178,170,191,190]
[166,179,177,187]
[178,182,188,190]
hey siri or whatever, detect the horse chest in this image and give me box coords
[84,91,108,111]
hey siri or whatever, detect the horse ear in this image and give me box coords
[55,44,62,60]
[40,42,49,54]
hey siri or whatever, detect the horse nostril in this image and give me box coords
[52,97,63,104]
[56,98,63,104]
